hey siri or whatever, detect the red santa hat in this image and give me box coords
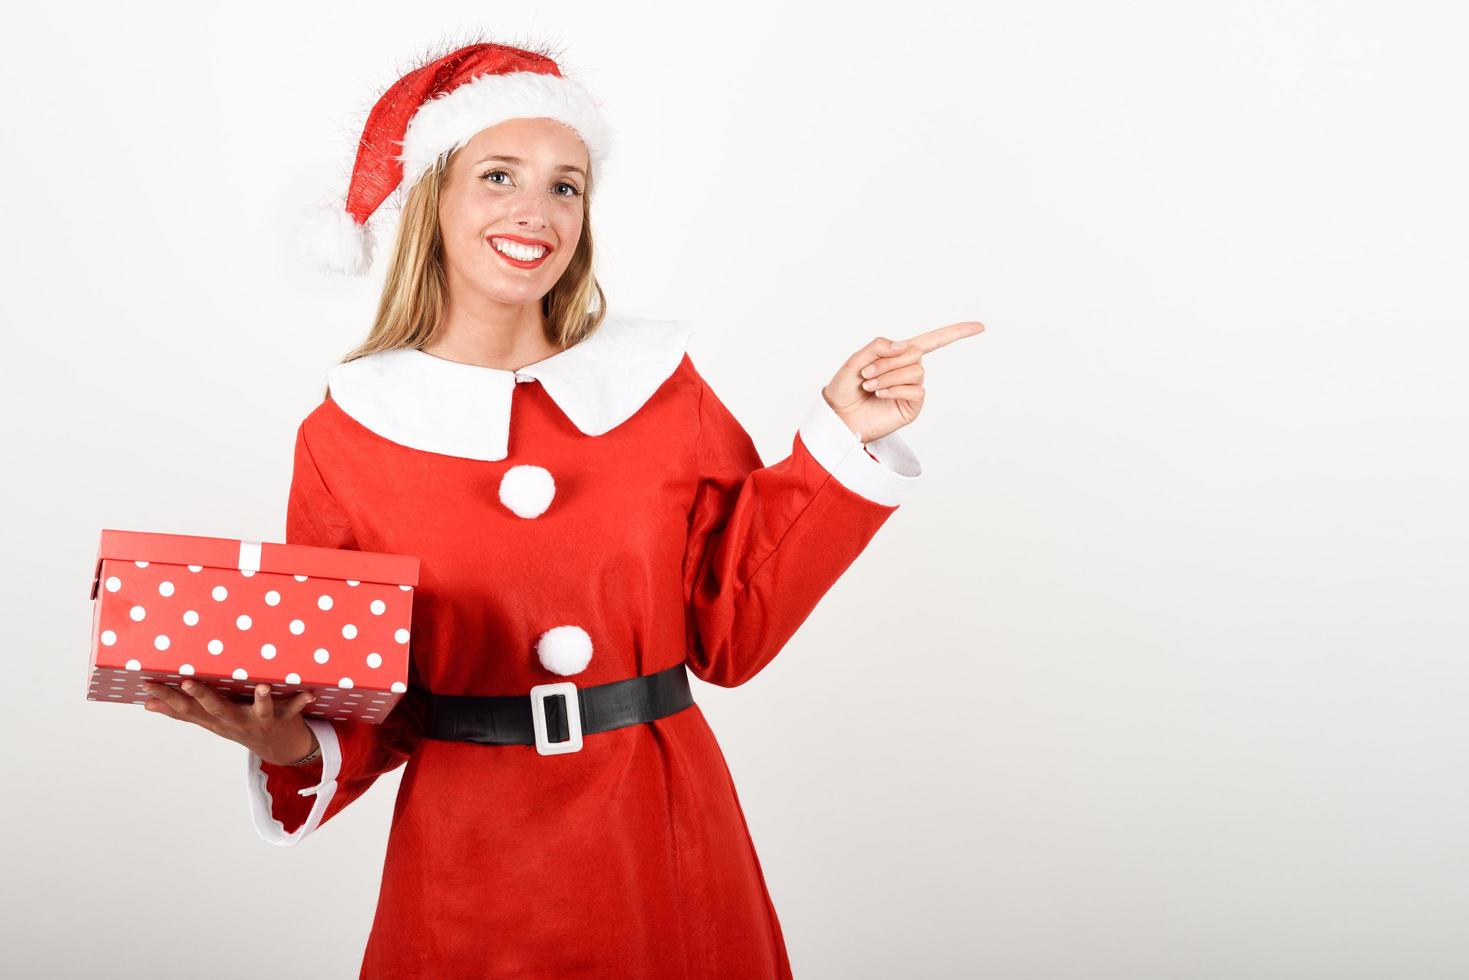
[299,40,612,276]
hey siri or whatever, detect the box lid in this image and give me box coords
[91,528,420,600]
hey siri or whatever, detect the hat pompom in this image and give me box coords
[297,205,375,276]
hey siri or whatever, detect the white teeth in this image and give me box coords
[491,238,547,261]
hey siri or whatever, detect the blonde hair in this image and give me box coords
[322,145,606,400]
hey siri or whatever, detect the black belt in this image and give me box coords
[422,662,694,755]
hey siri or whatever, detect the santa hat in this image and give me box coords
[299,40,612,276]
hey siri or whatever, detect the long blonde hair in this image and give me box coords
[322,145,606,399]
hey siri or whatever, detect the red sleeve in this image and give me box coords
[681,360,922,687]
[244,419,426,846]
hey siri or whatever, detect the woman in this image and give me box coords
[140,38,980,977]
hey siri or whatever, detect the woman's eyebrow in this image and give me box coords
[473,154,586,178]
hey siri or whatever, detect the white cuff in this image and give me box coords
[797,391,922,507]
[244,717,341,847]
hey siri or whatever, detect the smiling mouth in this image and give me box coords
[488,236,551,266]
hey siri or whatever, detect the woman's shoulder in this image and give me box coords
[293,390,355,453]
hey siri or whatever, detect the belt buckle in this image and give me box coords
[529,681,583,755]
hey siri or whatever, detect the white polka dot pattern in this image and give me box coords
[87,551,416,724]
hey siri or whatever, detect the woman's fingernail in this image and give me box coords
[181,680,194,691]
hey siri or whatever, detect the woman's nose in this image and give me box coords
[508,201,549,230]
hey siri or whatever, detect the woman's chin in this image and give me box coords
[480,282,551,306]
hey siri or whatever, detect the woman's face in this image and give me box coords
[437,117,590,309]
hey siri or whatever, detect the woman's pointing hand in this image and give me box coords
[822,321,984,443]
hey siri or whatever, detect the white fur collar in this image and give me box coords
[325,312,696,461]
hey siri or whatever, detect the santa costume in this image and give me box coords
[246,40,924,978]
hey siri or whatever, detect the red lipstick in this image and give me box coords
[487,234,553,269]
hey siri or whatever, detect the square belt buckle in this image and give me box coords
[529,681,583,755]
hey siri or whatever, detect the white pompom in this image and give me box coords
[499,465,556,518]
[296,205,375,276]
[536,625,593,676]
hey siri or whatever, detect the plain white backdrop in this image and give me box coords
[3,1,1466,977]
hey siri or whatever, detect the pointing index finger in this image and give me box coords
[899,320,985,354]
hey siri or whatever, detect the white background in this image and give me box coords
[3,2,1466,977]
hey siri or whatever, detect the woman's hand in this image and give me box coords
[822,321,985,443]
[141,679,320,767]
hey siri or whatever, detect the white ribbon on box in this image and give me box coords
[238,540,262,573]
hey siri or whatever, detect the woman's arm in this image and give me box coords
[245,421,426,847]
[682,359,921,688]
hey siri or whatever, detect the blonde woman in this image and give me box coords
[140,37,980,978]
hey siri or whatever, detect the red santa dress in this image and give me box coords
[244,311,923,978]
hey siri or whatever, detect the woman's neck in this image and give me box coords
[425,308,561,371]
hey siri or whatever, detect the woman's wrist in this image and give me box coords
[287,735,322,766]
[260,723,320,767]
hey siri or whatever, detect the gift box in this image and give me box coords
[88,528,420,724]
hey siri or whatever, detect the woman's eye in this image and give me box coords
[480,169,582,198]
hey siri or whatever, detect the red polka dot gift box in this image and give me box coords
[87,528,419,723]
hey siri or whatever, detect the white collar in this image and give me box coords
[325,312,697,461]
